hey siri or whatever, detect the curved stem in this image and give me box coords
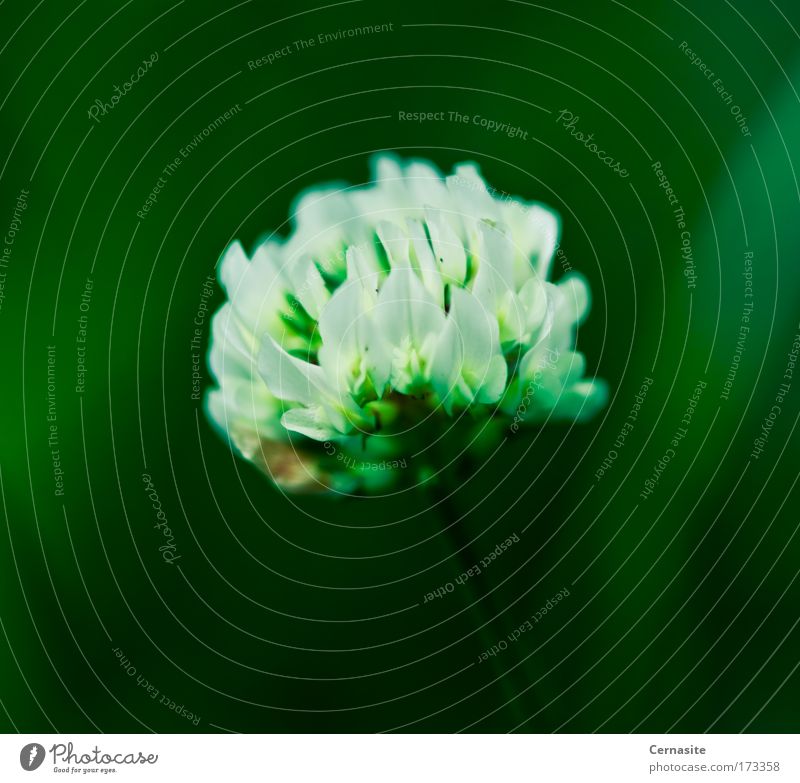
[429,472,529,730]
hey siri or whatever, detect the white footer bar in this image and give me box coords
[1,734,796,782]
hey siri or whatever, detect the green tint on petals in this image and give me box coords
[431,286,506,412]
[205,154,606,493]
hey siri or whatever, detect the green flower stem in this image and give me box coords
[428,468,529,729]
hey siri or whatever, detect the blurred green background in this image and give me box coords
[1,0,799,732]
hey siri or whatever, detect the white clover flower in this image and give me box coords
[206,155,606,493]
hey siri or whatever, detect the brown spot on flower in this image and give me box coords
[253,439,332,494]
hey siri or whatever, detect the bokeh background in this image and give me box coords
[1,0,799,732]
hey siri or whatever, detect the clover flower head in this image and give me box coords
[206,155,606,492]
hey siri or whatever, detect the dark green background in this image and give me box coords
[1,0,799,732]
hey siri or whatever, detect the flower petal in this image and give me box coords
[281,407,339,441]
[424,207,467,285]
[284,256,330,320]
[431,286,506,407]
[471,222,525,344]
[219,240,289,341]
[406,218,444,306]
[376,220,412,269]
[258,334,330,406]
[376,265,445,350]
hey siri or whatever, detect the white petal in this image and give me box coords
[471,222,524,344]
[206,375,284,459]
[375,265,445,350]
[452,287,505,393]
[281,407,338,441]
[526,205,559,279]
[558,273,591,324]
[285,256,330,319]
[406,218,444,306]
[431,287,506,406]
[318,280,360,352]
[317,284,360,385]
[258,335,331,406]
[346,244,382,288]
[501,202,560,284]
[218,240,249,294]
[317,274,388,398]
[404,160,450,211]
[446,167,499,224]
[424,208,467,285]
[219,240,289,340]
[376,220,412,269]
[373,155,404,187]
[480,222,516,286]
[429,311,464,412]
[476,354,508,403]
[518,276,548,334]
[208,304,251,381]
[289,184,354,255]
